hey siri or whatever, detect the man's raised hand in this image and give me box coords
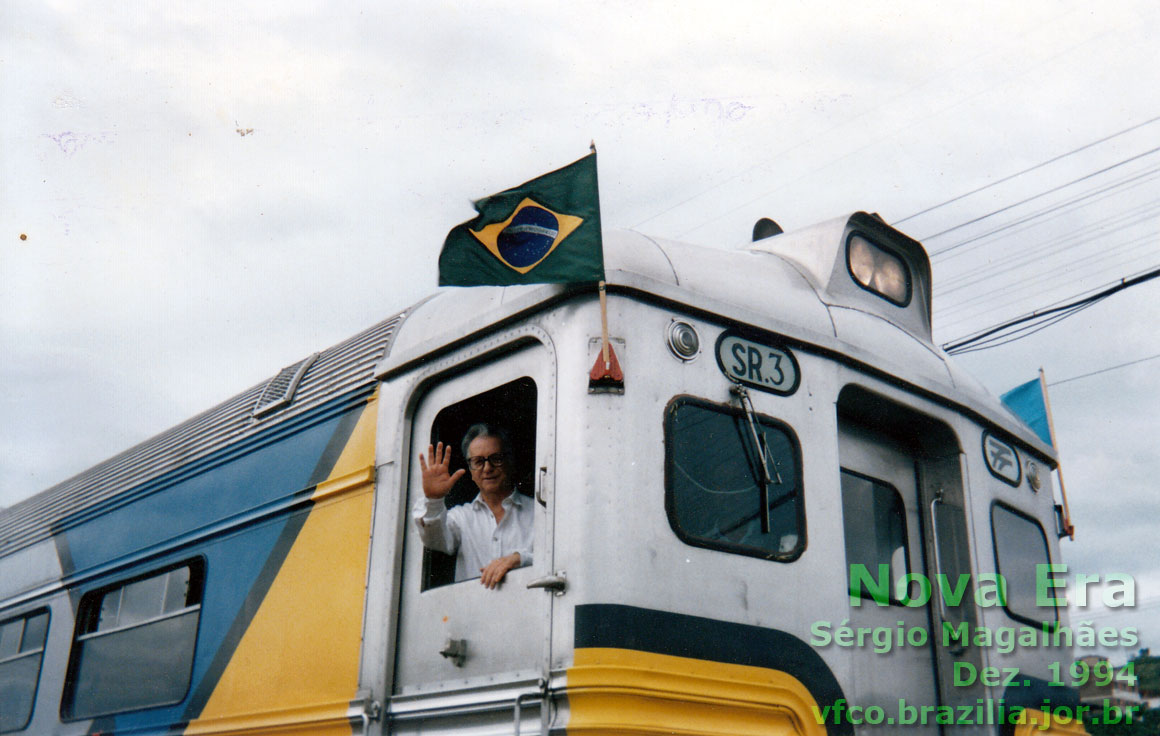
[419,442,465,499]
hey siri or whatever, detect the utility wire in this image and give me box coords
[897,113,1160,224]
[930,163,1160,262]
[946,299,1104,355]
[936,229,1160,317]
[937,249,1160,335]
[1048,353,1160,388]
[936,203,1160,293]
[923,144,1160,247]
[941,267,1160,353]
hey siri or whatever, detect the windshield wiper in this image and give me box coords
[729,384,782,533]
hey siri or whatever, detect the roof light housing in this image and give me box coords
[846,233,911,306]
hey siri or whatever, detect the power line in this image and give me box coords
[935,228,1160,319]
[936,250,1160,336]
[941,267,1160,354]
[922,144,1160,247]
[897,113,1160,225]
[930,163,1160,263]
[936,202,1160,294]
[1049,353,1160,388]
[945,299,1104,356]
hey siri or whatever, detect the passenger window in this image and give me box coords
[420,377,537,590]
[664,397,804,561]
[63,561,204,720]
[841,470,910,603]
[0,609,49,733]
[992,504,1057,626]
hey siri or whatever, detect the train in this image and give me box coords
[0,211,1084,735]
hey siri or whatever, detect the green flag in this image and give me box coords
[438,153,604,286]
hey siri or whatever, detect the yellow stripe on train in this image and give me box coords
[185,395,378,735]
[567,647,827,736]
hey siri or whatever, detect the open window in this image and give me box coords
[62,560,204,720]
[420,377,538,590]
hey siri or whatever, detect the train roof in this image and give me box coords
[0,213,1054,561]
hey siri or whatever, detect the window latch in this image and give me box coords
[440,637,467,667]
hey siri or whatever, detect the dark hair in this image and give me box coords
[461,423,512,462]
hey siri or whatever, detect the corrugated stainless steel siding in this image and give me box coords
[0,310,407,559]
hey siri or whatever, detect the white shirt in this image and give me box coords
[412,490,534,582]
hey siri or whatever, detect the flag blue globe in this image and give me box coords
[498,206,559,268]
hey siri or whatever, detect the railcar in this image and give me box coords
[0,212,1082,735]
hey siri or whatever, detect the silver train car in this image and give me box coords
[0,212,1082,735]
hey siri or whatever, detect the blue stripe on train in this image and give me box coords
[53,391,369,734]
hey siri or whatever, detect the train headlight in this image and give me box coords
[847,234,910,306]
[1027,460,1042,492]
[667,321,700,360]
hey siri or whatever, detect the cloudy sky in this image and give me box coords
[3,2,1158,657]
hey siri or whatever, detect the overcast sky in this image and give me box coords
[3,2,1158,658]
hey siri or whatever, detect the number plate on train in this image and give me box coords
[715,333,800,395]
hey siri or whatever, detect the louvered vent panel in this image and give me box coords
[252,353,318,418]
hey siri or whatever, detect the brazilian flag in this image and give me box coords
[438,153,604,286]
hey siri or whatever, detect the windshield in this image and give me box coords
[665,398,803,560]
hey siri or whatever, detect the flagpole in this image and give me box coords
[1040,367,1074,539]
[598,281,610,367]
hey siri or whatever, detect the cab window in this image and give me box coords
[992,504,1057,626]
[664,397,804,561]
[421,377,537,590]
[841,470,911,603]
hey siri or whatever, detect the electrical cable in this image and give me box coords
[1048,353,1160,388]
[940,266,1160,353]
[936,229,1160,316]
[937,250,1160,334]
[920,144,1160,246]
[937,205,1160,293]
[897,112,1160,224]
[930,163,1160,262]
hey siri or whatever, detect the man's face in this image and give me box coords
[467,435,510,496]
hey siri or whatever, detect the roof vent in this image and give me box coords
[752,217,783,241]
[253,353,319,418]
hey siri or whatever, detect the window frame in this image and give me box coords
[663,395,806,563]
[845,230,913,307]
[61,558,205,721]
[990,502,1058,628]
[839,468,914,606]
[0,608,51,734]
[418,375,540,591]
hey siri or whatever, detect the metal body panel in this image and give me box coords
[392,337,557,694]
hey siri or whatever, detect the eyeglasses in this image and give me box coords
[467,454,506,471]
